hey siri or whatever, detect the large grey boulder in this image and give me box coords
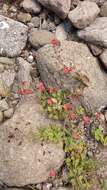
[37,0,71,19]
[77,17,107,48]
[36,40,107,111]
[0,15,28,57]
[68,1,100,29]
[0,96,64,186]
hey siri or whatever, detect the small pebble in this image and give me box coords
[27,55,34,63]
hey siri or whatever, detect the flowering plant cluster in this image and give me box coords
[35,67,107,189]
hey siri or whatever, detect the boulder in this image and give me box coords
[20,0,41,14]
[36,40,107,111]
[37,0,71,19]
[29,29,54,48]
[0,15,28,57]
[68,1,100,29]
[0,96,64,186]
[77,17,107,48]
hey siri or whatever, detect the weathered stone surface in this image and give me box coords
[37,0,71,19]
[100,2,107,17]
[77,17,107,48]
[99,49,107,68]
[0,15,28,57]
[0,96,64,186]
[29,29,54,48]
[36,41,107,111]
[20,0,41,14]
[68,1,100,29]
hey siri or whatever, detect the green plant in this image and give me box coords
[34,125,64,143]
[92,127,107,146]
[100,179,107,190]
[40,89,71,120]
[35,125,97,190]
[36,81,106,190]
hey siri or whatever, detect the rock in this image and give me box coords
[68,1,100,29]
[77,17,107,48]
[0,15,28,57]
[38,0,71,19]
[0,57,15,65]
[27,55,34,63]
[100,2,107,17]
[0,99,9,111]
[36,40,107,111]
[29,29,54,48]
[20,0,41,14]
[55,23,67,41]
[99,49,107,68]
[96,147,107,179]
[17,57,32,86]
[1,69,16,89]
[17,12,32,23]
[0,79,10,97]
[31,16,40,28]
[84,0,106,6]
[0,96,64,186]
[0,69,15,97]
[0,111,3,123]
[88,44,103,56]
[4,108,14,119]
[42,183,52,190]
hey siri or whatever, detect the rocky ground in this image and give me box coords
[1,0,107,190]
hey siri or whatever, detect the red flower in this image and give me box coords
[63,103,72,111]
[47,98,53,105]
[36,82,45,92]
[49,169,56,177]
[63,66,72,74]
[94,112,102,120]
[50,38,60,47]
[17,89,33,95]
[83,116,91,125]
[68,112,77,120]
[72,131,80,140]
[48,87,56,93]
